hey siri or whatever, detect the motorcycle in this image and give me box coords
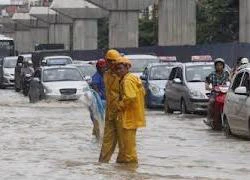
[204,85,229,130]
[23,74,32,96]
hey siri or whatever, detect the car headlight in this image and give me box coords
[4,72,11,77]
[83,85,90,92]
[149,84,163,96]
[44,87,52,94]
[190,90,205,99]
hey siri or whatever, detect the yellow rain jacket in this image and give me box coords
[118,73,146,129]
[104,69,120,117]
[99,69,121,163]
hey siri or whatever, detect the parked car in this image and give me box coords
[141,63,177,108]
[71,62,96,80]
[38,66,89,100]
[0,56,18,88]
[42,56,73,66]
[125,54,160,77]
[164,62,214,114]
[223,65,250,138]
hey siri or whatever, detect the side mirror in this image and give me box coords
[173,78,182,84]
[235,86,248,96]
[140,75,146,80]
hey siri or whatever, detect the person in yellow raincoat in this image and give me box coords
[99,49,122,163]
[115,57,146,163]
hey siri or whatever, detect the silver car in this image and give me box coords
[223,65,250,137]
[41,66,89,100]
[0,56,18,87]
[164,62,214,114]
[125,54,160,77]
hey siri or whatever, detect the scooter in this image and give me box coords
[23,74,32,96]
[204,85,229,130]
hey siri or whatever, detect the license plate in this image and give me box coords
[61,95,76,100]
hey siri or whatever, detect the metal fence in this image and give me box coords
[71,42,250,67]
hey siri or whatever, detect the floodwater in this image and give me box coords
[1,89,250,180]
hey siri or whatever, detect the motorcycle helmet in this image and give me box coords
[214,58,225,68]
[240,58,249,65]
[27,60,33,65]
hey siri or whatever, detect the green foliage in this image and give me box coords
[197,0,239,44]
[139,17,158,46]
[98,1,239,48]
[98,18,109,49]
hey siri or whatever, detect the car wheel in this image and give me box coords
[180,99,188,114]
[164,98,173,114]
[223,116,231,137]
[15,88,20,92]
[0,85,6,89]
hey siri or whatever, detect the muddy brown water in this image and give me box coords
[1,89,250,180]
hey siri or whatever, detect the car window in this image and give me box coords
[43,68,83,82]
[169,67,178,80]
[175,67,183,80]
[149,66,172,80]
[129,59,159,73]
[231,72,244,91]
[241,72,250,91]
[185,65,214,82]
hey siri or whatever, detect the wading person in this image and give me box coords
[114,57,146,163]
[89,59,107,139]
[99,49,122,162]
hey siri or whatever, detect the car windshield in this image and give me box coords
[186,65,214,82]
[43,68,83,82]
[46,58,72,66]
[149,65,172,80]
[4,58,17,68]
[130,59,159,72]
[77,65,96,77]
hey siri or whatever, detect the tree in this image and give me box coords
[197,0,239,44]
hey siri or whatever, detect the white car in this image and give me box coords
[125,54,160,77]
[41,66,89,100]
[42,56,73,66]
[223,65,250,137]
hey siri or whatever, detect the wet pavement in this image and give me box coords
[1,89,250,180]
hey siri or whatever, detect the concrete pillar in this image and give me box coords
[73,19,98,50]
[109,11,139,48]
[158,0,196,46]
[30,28,48,47]
[51,0,107,50]
[12,13,50,51]
[15,30,33,53]
[30,7,73,50]
[239,0,250,42]
[85,0,153,48]
[49,24,70,50]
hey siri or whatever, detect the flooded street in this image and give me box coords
[1,89,250,180]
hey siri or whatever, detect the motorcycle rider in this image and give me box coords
[205,58,229,128]
[14,55,24,92]
[29,69,45,103]
[21,60,34,78]
[230,57,249,80]
[21,60,34,92]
